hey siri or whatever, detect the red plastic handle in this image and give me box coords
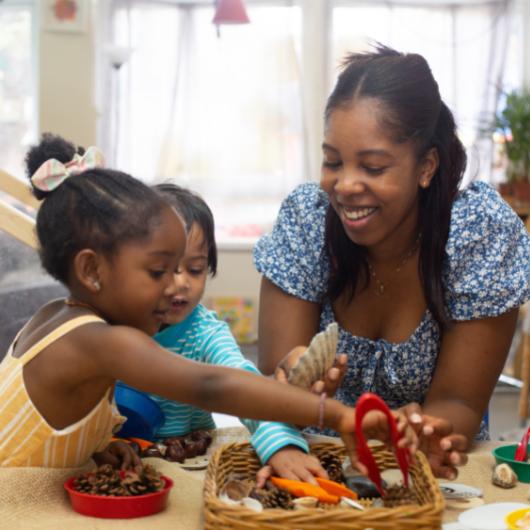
[355,392,410,495]
[514,426,530,462]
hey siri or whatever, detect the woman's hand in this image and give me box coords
[400,403,468,480]
[255,446,328,488]
[274,346,348,397]
[92,440,142,472]
[338,407,418,476]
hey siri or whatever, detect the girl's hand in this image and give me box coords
[275,346,348,397]
[255,446,328,488]
[399,403,468,480]
[338,408,418,476]
[92,440,143,473]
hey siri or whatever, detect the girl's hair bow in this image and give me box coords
[30,146,105,192]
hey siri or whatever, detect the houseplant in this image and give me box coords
[495,89,530,201]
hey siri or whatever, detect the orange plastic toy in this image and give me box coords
[270,476,358,504]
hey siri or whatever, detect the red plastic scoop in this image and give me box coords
[355,392,411,496]
[514,426,530,462]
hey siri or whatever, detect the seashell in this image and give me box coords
[241,497,263,512]
[339,497,365,510]
[287,323,338,389]
[492,463,517,488]
[220,479,253,502]
[293,496,319,510]
[219,492,241,506]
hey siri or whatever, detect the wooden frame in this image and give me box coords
[0,200,37,249]
[0,169,38,249]
[0,170,40,210]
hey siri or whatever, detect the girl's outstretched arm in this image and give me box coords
[89,325,417,459]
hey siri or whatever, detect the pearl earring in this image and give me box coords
[93,281,101,291]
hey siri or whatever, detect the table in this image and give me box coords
[0,428,527,530]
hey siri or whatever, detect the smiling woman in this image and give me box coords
[254,45,530,480]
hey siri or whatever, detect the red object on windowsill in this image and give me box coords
[212,0,250,25]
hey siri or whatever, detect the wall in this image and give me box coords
[38,8,97,147]
[203,244,261,339]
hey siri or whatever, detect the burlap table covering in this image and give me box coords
[443,441,530,523]
[0,458,204,530]
[0,427,250,530]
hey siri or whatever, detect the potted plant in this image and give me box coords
[495,89,530,202]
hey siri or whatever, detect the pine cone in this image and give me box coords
[250,484,294,509]
[72,463,164,497]
[382,485,415,507]
[319,453,344,483]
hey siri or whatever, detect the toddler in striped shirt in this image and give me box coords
[131,183,327,485]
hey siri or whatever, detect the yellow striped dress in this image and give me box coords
[0,315,125,467]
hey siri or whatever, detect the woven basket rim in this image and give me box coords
[203,441,445,529]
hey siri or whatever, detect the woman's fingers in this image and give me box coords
[274,365,288,383]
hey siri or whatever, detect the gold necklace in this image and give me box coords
[65,297,103,317]
[367,234,421,296]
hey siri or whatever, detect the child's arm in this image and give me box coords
[90,325,417,457]
[199,322,311,458]
[198,320,326,483]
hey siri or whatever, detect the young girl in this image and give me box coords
[0,133,415,470]
[123,183,326,484]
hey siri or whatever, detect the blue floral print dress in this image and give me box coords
[254,182,530,440]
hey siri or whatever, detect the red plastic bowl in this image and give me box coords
[64,476,173,518]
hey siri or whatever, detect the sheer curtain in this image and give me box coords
[104,1,305,240]
[331,0,513,185]
[0,1,35,178]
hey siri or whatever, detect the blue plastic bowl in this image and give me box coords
[114,382,165,441]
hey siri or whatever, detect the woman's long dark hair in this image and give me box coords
[324,46,466,327]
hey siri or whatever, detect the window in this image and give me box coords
[102,0,521,241]
[331,0,517,185]
[104,1,303,241]
[0,0,36,178]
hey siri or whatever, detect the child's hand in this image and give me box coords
[338,408,418,476]
[275,346,348,397]
[93,440,142,473]
[400,403,468,480]
[254,447,328,488]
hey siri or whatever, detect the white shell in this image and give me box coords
[492,463,517,488]
[287,323,338,389]
[340,497,365,510]
[242,497,263,512]
[219,480,253,502]
[219,492,241,506]
[293,496,319,510]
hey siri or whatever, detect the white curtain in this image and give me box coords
[331,0,513,185]
[102,0,305,238]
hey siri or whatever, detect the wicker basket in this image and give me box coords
[203,442,445,530]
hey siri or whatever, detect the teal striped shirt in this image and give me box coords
[147,304,308,463]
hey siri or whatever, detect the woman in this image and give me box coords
[254,46,530,478]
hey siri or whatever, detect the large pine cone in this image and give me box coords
[318,453,344,483]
